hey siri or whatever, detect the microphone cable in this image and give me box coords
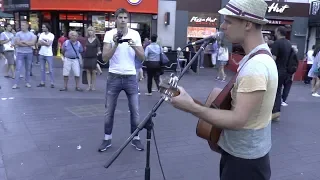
[152,127,166,180]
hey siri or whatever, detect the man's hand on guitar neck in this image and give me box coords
[170,86,195,112]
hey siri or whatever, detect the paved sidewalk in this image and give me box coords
[0,64,320,180]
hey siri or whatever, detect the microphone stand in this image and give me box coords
[176,49,182,76]
[104,39,213,180]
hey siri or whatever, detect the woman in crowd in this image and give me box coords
[305,45,315,84]
[215,42,229,82]
[83,26,101,91]
[308,44,320,97]
[144,34,161,96]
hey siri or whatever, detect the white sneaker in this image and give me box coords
[12,84,18,89]
[281,102,288,106]
[25,83,31,88]
[312,93,320,97]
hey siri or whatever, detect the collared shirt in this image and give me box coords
[218,43,278,159]
[145,42,161,62]
[62,40,84,58]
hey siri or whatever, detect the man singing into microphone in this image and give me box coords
[169,0,278,179]
[99,8,145,152]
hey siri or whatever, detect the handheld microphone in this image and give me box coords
[189,32,224,46]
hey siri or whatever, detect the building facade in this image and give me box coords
[308,1,320,51]
[3,0,158,55]
[157,0,310,60]
[173,0,221,50]
[221,0,310,60]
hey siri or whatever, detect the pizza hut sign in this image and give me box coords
[267,3,289,13]
[189,15,218,27]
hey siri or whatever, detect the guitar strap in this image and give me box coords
[212,49,272,108]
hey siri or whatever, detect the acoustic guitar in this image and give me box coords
[159,50,272,153]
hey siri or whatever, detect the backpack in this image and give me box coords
[286,47,299,74]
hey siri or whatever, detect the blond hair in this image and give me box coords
[86,26,96,37]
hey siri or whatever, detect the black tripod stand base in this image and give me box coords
[145,167,151,179]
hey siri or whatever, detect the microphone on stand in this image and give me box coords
[185,32,224,73]
[188,32,224,46]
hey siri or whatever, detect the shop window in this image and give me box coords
[67,14,87,21]
[92,15,106,34]
[130,13,151,40]
[29,13,39,32]
[42,12,51,21]
[106,13,116,30]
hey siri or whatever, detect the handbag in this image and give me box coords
[3,32,14,51]
[82,70,88,84]
[314,67,320,75]
[159,45,169,66]
[144,61,161,69]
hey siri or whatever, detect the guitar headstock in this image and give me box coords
[159,73,180,100]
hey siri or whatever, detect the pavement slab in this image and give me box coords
[0,60,320,180]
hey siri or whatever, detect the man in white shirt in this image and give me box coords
[37,23,55,88]
[99,8,145,152]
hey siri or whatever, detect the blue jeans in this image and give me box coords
[15,52,33,84]
[39,55,54,84]
[104,72,140,135]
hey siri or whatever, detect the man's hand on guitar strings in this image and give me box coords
[169,86,195,113]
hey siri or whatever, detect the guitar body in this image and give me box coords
[196,88,233,153]
[195,50,271,153]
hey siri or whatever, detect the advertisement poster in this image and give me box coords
[187,27,217,38]
[92,15,105,34]
[29,13,39,31]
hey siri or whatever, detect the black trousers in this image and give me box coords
[272,73,292,113]
[304,64,312,84]
[220,150,271,180]
[146,68,160,93]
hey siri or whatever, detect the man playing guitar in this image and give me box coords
[169,0,278,179]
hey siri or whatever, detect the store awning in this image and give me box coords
[0,12,13,18]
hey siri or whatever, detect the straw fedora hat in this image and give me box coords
[218,0,269,25]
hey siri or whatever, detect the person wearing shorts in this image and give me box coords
[215,42,229,82]
[60,31,83,91]
[0,24,15,79]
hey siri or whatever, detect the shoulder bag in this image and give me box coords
[159,45,169,66]
[3,32,14,51]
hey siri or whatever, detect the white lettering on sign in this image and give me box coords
[190,16,217,23]
[268,3,289,13]
[312,1,320,15]
[268,20,282,24]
